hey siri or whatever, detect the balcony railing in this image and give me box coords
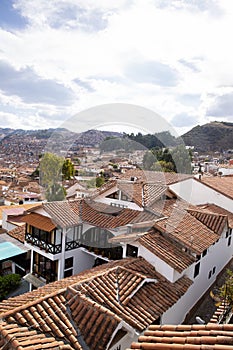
[65,240,80,251]
[25,233,62,254]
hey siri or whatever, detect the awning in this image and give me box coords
[20,213,56,232]
[23,273,45,288]
[0,242,26,261]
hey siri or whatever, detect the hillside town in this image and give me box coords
[0,127,233,349]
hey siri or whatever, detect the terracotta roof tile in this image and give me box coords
[0,203,41,221]
[152,199,220,254]
[187,209,227,235]
[197,204,233,229]
[81,199,141,228]
[42,200,81,228]
[198,175,233,200]
[20,212,56,232]
[7,225,26,243]
[119,169,192,185]
[138,229,195,272]
[128,324,233,349]
[0,258,192,350]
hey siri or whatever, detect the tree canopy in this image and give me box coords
[40,152,74,201]
[142,145,192,173]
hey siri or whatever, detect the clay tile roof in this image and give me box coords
[198,175,233,200]
[42,200,81,228]
[81,199,141,228]
[91,179,118,198]
[152,199,220,254]
[119,169,192,185]
[143,183,167,206]
[7,225,26,243]
[187,209,228,235]
[197,204,233,229]
[138,230,195,272]
[20,212,56,232]
[0,320,77,350]
[70,261,192,332]
[0,258,192,349]
[0,203,41,221]
[127,323,233,349]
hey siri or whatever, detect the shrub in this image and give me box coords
[0,274,21,301]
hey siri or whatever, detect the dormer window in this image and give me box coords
[126,244,138,258]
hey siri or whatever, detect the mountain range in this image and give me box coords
[181,121,233,152]
[0,121,233,152]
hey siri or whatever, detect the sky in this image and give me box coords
[0,0,233,136]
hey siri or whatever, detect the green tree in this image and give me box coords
[171,145,192,174]
[96,175,105,188]
[62,159,75,180]
[219,269,233,307]
[46,183,66,202]
[143,151,156,170]
[0,274,21,301]
[152,160,175,172]
[40,152,66,201]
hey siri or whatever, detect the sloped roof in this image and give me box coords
[0,203,41,221]
[119,169,192,185]
[0,258,192,350]
[197,203,233,229]
[138,230,195,272]
[21,212,56,232]
[7,225,25,243]
[197,175,233,200]
[128,324,233,349]
[187,209,228,234]
[152,199,220,254]
[81,200,142,228]
[42,200,81,228]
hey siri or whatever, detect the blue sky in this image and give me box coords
[0,0,233,135]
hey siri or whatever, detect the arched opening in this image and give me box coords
[81,227,123,260]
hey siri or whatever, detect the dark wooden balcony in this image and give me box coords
[25,233,62,254]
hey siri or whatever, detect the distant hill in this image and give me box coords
[0,127,122,147]
[0,128,15,140]
[73,129,122,147]
[181,122,233,152]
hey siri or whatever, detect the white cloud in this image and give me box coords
[0,0,232,134]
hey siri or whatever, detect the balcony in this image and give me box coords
[25,233,62,254]
[65,240,80,251]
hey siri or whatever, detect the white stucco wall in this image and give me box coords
[162,228,233,324]
[138,245,179,282]
[170,178,233,213]
[69,248,95,274]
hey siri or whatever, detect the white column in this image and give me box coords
[58,228,66,280]
[30,250,34,273]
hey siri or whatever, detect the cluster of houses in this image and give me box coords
[0,169,232,349]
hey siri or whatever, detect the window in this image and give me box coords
[82,227,114,248]
[65,257,73,269]
[64,257,73,278]
[33,253,57,282]
[194,262,200,278]
[228,236,232,246]
[66,225,82,243]
[208,266,216,279]
[126,244,138,258]
[202,249,207,257]
[64,269,73,278]
[226,228,232,239]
